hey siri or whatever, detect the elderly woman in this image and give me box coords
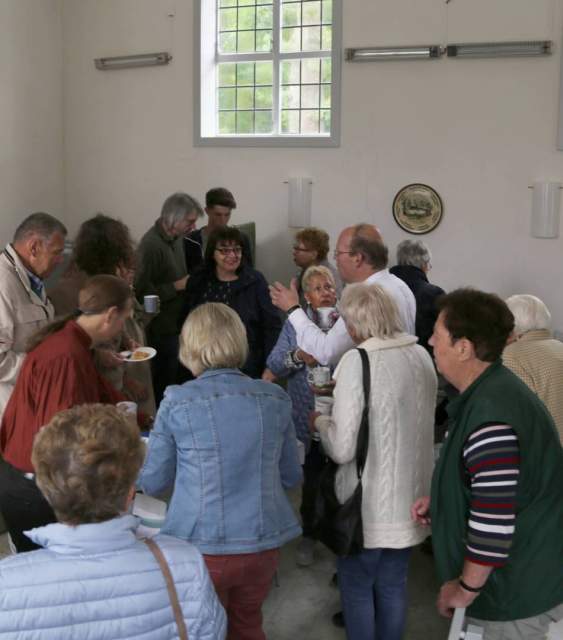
[292,227,342,305]
[48,213,155,415]
[139,302,302,640]
[503,294,563,442]
[264,264,339,567]
[0,404,226,639]
[313,283,436,640]
[390,239,444,352]
[179,226,281,379]
[0,275,136,552]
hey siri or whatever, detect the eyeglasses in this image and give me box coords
[216,246,242,256]
[333,250,355,259]
[293,245,313,253]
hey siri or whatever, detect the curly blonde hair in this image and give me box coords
[32,404,144,525]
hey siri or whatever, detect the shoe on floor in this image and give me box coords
[295,537,315,567]
[332,611,345,628]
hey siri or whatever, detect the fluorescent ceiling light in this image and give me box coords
[346,46,442,62]
[94,52,172,70]
[447,41,551,58]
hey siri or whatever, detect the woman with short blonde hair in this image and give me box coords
[140,302,302,639]
[179,303,248,376]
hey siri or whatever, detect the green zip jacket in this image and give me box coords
[431,360,563,621]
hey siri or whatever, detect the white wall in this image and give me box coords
[62,0,563,328]
[0,0,64,243]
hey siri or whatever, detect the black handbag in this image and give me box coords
[312,348,371,557]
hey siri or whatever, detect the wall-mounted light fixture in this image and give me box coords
[530,182,561,239]
[447,41,551,59]
[94,52,172,71]
[286,177,313,228]
[346,45,442,62]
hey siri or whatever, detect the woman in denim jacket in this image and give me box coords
[139,302,302,640]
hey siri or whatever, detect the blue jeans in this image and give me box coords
[337,546,412,640]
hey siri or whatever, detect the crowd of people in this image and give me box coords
[0,191,561,640]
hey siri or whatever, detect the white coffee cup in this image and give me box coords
[311,366,331,386]
[143,295,159,314]
[117,401,137,416]
[315,396,334,415]
[317,306,336,330]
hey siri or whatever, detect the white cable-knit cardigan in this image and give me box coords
[316,334,437,549]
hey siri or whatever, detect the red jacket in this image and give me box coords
[0,320,124,472]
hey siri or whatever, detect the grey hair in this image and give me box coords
[160,192,203,227]
[505,294,552,335]
[396,239,431,270]
[339,283,403,341]
[302,265,336,292]
[13,212,67,244]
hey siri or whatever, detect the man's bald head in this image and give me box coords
[347,224,388,270]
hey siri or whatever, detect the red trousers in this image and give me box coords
[204,549,279,640]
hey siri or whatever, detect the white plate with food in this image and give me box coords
[120,347,157,362]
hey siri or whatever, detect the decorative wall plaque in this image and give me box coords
[392,183,443,234]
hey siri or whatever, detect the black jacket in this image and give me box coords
[183,228,253,274]
[389,265,444,352]
[179,265,281,379]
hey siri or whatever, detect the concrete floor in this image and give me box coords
[262,534,449,640]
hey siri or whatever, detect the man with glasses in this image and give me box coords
[271,224,415,366]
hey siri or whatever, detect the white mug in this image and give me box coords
[315,396,334,415]
[143,295,159,313]
[311,366,331,386]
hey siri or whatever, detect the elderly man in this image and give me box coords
[270,224,415,366]
[412,288,563,639]
[135,192,202,404]
[390,239,444,352]
[0,212,66,420]
[503,294,563,443]
[184,187,253,273]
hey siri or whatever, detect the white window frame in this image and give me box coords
[194,0,342,147]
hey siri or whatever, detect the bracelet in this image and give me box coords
[286,304,301,315]
[459,578,484,593]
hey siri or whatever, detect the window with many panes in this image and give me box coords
[196,0,341,146]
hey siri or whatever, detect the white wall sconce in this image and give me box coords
[346,45,442,62]
[447,41,551,59]
[286,177,312,228]
[94,52,172,71]
[530,182,561,238]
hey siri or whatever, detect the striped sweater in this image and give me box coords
[462,423,520,567]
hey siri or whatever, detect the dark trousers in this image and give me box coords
[300,439,326,538]
[146,331,180,406]
[0,459,56,552]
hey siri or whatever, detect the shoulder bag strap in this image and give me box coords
[144,538,189,640]
[355,347,371,481]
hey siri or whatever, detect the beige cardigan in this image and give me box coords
[0,244,54,421]
[316,334,437,549]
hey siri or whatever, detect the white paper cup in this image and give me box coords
[143,295,159,313]
[315,396,334,415]
[117,401,137,416]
